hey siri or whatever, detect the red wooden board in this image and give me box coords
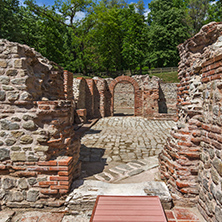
[90,196,167,222]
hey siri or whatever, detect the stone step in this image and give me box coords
[66,180,173,211]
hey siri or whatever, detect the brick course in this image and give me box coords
[0,39,80,208]
[159,22,222,222]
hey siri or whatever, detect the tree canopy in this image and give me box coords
[0,0,221,76]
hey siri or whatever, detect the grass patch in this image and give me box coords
[73,71,179,83]
[73,74,92,79]
[150,71,179,83]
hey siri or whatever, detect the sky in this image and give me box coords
[25,0,153,8]
[20,0,153,20]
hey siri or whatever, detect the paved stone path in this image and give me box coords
[79,117,174,183]
[80,117,174,163]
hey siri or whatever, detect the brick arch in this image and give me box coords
[109,76,142,116]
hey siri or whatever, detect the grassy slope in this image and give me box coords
[73,71,179,83]
[150,71,179,83]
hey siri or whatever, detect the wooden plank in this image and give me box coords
[93,215,166,222]
[96,205,163,210]
[97,201,160,205]
[94,210,164,216]
[90,196,167,222]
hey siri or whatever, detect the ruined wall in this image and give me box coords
[159,22,222,222]
[159,83,177,114]
[114,82,134,115]
[0,39,80,207]
[132,75,160,117]
[73,74,176,119]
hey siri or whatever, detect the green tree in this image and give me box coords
[121,4,148,72]
[147,0,190,67]
[186,0,210,35]
[0,0,23,41]
[206,0,222,23]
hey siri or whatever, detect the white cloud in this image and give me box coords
[75,11,86,21]
[144,8,150,19]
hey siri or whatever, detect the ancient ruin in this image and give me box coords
[1,21,222,222]
[73,75,177,122]
[160,22,222,222]
[0,39,80,207]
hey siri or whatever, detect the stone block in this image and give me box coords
[20,92,33,101]
[22,120,36,131]
[211,167,219,185]
[0,119,20,130]
[11,131,25,138]
[0,148,10,161]
[34,146,49,152]
[7,91,19,101]
[11,191,24,202]
[11,78,26,85]
[3,178,16,190]
[6,69,17,76]
[215,206,222,222]
[213,158,222,177]
[22,114,36,121]
[3,85,14,91]
[14,59,25,68]
[20,135,33,144]
[0,76,10,84]
[5,138,16,146]
[18,178,28,190]
[0,59,7,68]
[0,91,6,101]
[28,178,37,186]
[11,146,21,151]
[27,190,39,202]
[11,152,26,161]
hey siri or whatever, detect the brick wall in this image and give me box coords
[159,22,222,222]
[0,39,81,207]
[73,74,177,119]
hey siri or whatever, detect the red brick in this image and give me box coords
[39,181,58,186]
[58,171,69,176]
[48,166,69,171]
[0,165,7,170]
[27,166,49,171]
[176,180,195,188]
[59,189,69,194]
[40,189,58,195]
[49,176,69,181]
[59,181,70,185]
[17,171,37,177]
[50,185,69,190]
[38,161,57,166]
[57,157,72,166]
[202,77,210,83]
[11,166,26,171]
[201,124,210,131]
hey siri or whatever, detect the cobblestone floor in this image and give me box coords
[80,117,174,163]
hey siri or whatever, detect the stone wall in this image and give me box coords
[159,83,177,114]
[73,74,176,120]
[114,81,134,115]
[0,39,81,208]
[159,22,222,222]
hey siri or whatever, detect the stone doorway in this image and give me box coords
[114,81,134,116]
[109,76,142,116]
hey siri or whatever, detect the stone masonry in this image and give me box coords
[0,39,81,208]
[159,22,222,222]
[73,74,177,122]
